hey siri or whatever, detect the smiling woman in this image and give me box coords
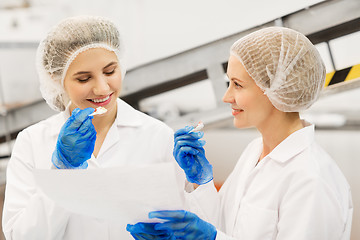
[224,55,275,129]
[128,27,353,240]
[1,15,189,240]
[36,16,125,112]
[63,48,122,132]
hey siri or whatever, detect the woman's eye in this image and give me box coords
[232,80,242,88]
[104,69,115,75]
[77,77,90,82]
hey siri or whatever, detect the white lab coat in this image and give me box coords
[2,99,204,240]
[194,120,353,240]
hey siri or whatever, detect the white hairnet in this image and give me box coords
[36,15,126,111]
[230,27,326,112]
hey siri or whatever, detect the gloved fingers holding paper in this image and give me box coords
[126,210,216,240]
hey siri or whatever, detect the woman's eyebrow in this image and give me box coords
[103,61,118,69]
[226,74,244,82]
[73,71,90,76]
[228,76,245,83]
[72,62,118,76]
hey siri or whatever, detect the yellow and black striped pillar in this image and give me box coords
[325,63,360,87]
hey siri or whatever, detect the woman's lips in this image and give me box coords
[88,93,113,106]
[232,108,243,116]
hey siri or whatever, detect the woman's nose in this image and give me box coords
[93,77,110,95]
[222,87,233,103]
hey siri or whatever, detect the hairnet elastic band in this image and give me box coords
[60,43,120,86]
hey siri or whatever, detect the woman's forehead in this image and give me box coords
[68,48,118,71]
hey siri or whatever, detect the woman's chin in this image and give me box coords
[233,119,251,129]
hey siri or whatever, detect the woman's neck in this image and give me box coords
[89,106,117,158]
[67,103,117,158]
[258,112,303,160]
[91,107,117,134]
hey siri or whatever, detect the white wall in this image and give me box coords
[204,127,360,240]
[0,49,41,106]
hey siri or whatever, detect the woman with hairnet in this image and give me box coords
[127,27,353,239]
[2,16,215,240]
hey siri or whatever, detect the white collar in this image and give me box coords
[114,98,143,127]
[266,120,315,163]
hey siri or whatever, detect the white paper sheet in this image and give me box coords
[33,162,185,224]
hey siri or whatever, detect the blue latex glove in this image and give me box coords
[52,108,96,169]
[173,126,213,185]
[127,210,217,240]
[151,210,217,239]
[126,222,174,240]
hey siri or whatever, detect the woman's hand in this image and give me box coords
[52,108,96,169]
[126,210,217,240]
[173,126,213,185]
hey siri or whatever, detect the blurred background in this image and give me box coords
[0,0,359,239]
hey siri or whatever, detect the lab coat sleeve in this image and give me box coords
[2,130,71,240]
[183,182,232,240]
[159,126,220,227]
[184,180,220,228]
[276,175,350,240]
[215,230,236,240]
